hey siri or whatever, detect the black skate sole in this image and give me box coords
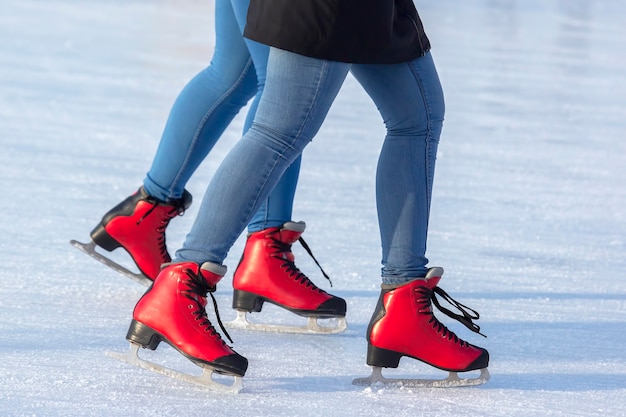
[127,319,248,377]
[90,223,122,252]
[232,289,346,319]
[366,343,490,373]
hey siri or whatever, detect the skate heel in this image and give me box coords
[90,224,121,252]
[232,289,264,312]
[366,344,404,368]
[126,319,162,350]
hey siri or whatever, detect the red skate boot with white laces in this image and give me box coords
[229,221,347,334]
[107,261,248,393]
[70,186,191,285]
[353,267,490,388]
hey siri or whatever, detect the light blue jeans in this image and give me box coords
[176,48,445,284]
[142,0,302,232]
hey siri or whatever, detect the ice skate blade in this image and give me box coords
[352,366,490,388]
[227,310,347,335]
[70,239,152,287]
[106,343,243,394]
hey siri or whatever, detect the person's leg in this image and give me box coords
[350,52,444,284]
[228,3,302,232]
[89,0,258,280]
[175,48,349,265]
[225,9,343,325]
[125,50,349,377]
[352,54,489,379]
[245,157,302,231]
[143,0,258,202]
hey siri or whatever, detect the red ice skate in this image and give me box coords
[229,221,347,334]
[108,261,248,393]
[70,186,191,285]
[353,267,490,388]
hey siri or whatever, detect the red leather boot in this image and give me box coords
[89,186,191,280]
[127,261,248,377]
[367,267,489,373]
[232,222,346,319]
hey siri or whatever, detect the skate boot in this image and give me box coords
[71,186,192,285]
[108,261,248,393]
[353,267,490,388]
[229,221,347,334]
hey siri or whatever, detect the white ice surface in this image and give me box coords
[1,0,625,416]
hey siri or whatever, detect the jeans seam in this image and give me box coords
[408,59,434,219]
[246,59,330,232]
[289,60,328,149]
[242,151,282,235]
[381,57,438,282]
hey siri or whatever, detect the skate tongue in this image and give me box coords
[279,221,306,244]
[425,266,444,279]
[199,262,227,287]
[281,221,306,233]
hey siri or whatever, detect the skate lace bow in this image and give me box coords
[182,268,234,344]
[416,285,486,341]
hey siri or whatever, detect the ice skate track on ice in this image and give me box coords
[352,366,490,388]
[69,240,152,287]
[106,343,243,394]
[227,310,347,335]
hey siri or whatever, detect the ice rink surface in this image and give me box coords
[1,1,624,416]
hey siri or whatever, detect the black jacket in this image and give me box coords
[244,0,431,64]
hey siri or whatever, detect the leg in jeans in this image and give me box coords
[88,3,311,289]
[231,2,303,232]
[350,52,444,284]
[349,55,487,378]
[144,0,301,233]
[88,1,298,281]
[143,0,258,202]
[175,48,350,264]
[351,55,487,379]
